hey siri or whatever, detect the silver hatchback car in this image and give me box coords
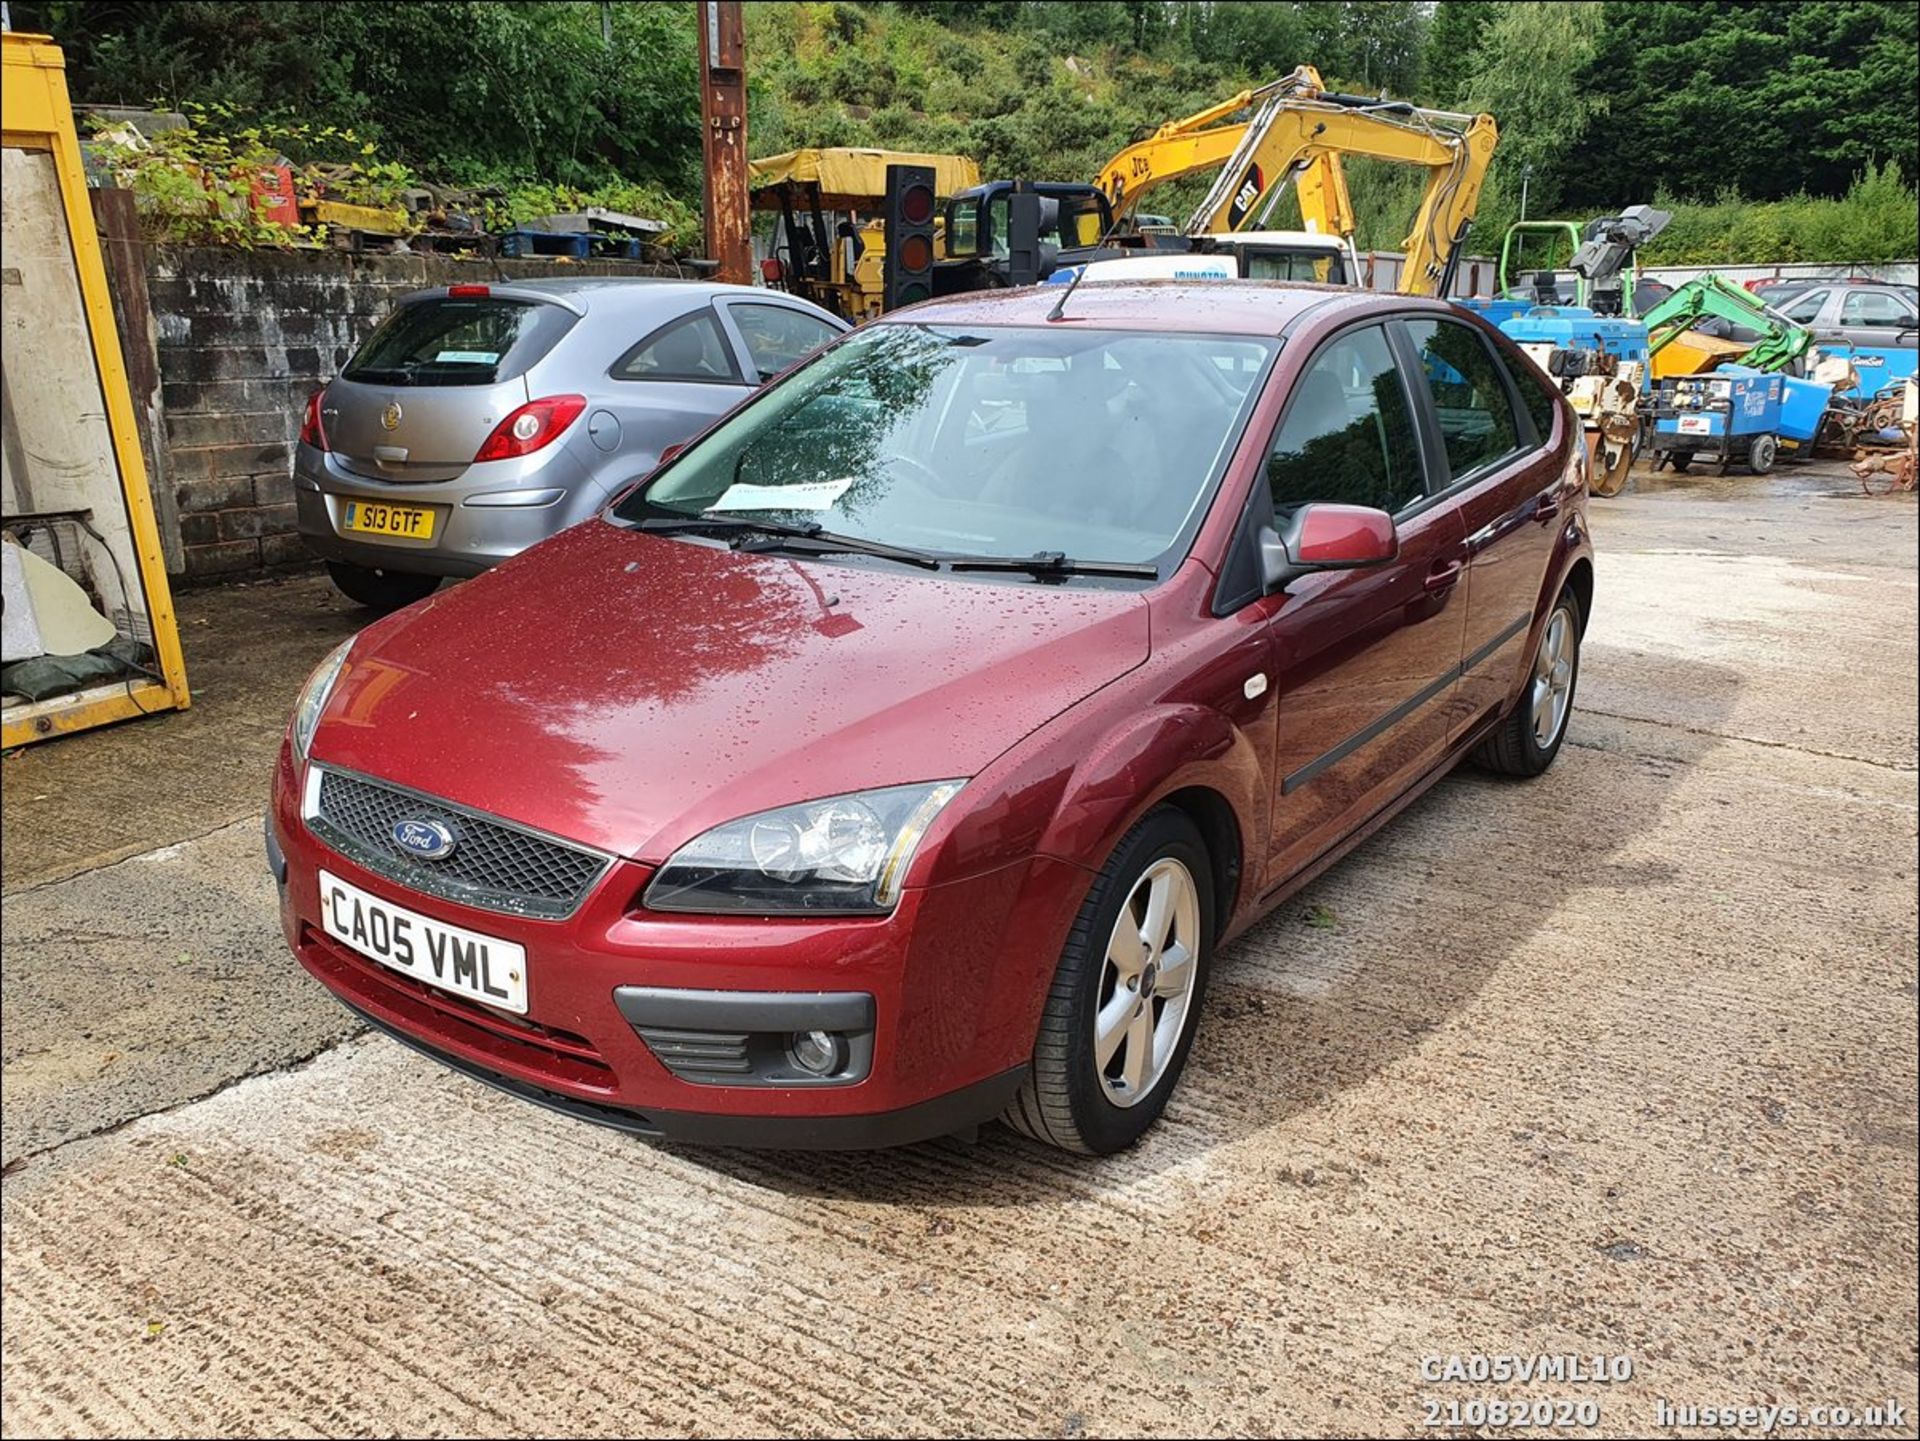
[294,279,847,609]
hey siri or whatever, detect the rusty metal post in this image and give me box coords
[698,0,750,284]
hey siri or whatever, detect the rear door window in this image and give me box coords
[728,303,841,380]
[1266,324,1426,515]
[344,298,572,387]
[612,310,742,383]
[1402,318,1524,482]
[1839,291,1916,328]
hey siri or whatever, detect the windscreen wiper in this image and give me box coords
[637,513,823,541]
[638,514,940,570]
[943,551,1161,581]
[734,530,942,570]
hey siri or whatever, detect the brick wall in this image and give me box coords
[141,246,677,581]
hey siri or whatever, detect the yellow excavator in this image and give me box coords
[1086,66,1499,296]
[763,69,1499,314]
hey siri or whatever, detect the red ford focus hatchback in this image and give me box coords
[271,282,1592,1154]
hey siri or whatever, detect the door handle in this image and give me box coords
[1531,490,1559,524]
[1423,559,1463,593]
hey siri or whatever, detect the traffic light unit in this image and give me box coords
[882,163,937,312]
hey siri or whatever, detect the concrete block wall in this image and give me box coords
[141,246,677,581]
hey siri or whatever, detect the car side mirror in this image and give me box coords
[1260,503,1399,593]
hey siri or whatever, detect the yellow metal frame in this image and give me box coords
[3,32,190,748]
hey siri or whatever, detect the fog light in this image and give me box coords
[789,1029,845,1076]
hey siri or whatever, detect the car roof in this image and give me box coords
[877,280,1414,335]
[1761,277,1908,292]
[1205,229,1345,249]
[394,278,823,316]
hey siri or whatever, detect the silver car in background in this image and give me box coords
[294,279,847,610]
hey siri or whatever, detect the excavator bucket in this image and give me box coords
[1652,330,1752,381]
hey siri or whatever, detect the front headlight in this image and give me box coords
[645,781,965,915]
[290,638,353,760]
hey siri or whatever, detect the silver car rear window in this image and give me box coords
[344,298,575,388]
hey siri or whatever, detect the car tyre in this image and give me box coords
[1005,807,1214,1156]
[1474,585,1583,778]
[326,561,441,613]
[1747,433,1778,474]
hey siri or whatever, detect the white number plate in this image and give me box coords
[1676,414,1712,435]
[319,869,528,1014]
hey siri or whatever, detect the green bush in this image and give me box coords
[1638,162,1919,265]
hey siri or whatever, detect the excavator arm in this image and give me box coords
[1642,274,1815,375]
[1088,67,1497,296]
[1188,98,1498,295]
[1094,83,1287,222]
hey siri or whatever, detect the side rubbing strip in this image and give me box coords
[1462,611,1533,674]
[1282,612,1532,795]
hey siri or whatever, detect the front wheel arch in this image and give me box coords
[1563,556,1594,638]
[1155,785,1243,943]
[1024,702,1260,940]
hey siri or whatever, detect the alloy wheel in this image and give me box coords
[1094,857,1201,1108]
[1531,607,1575,749]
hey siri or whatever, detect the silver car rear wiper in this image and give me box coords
[943,551,1161,581]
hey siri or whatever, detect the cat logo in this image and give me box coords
[1227,163,1266,228]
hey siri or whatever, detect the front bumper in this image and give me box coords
[339,997,1026,1148]
[271,745,1082,1148]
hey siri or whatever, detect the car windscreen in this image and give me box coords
[343,297,575,387]
[1242,250,1348,284]
[617,323,1275,569]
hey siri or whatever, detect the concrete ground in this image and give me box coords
[1,572,363,891]
[2,468,1915,1438]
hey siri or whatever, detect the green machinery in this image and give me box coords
[1643,274,1815,379]
[1492,207,1670,317]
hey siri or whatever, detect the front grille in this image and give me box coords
[307,766,611,919]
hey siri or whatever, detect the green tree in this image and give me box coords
[1562,1,1919,205]
[1463,1,1607,229]
[16,0,700,193]
[1422,0,1499,105]
[1190,2,1309,74]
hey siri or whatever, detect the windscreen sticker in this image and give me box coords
[434,350,500,364]
[708,477,855,512]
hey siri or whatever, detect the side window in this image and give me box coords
[1840,291,1915,328]
[612,310,740,383]
[1779,289,1829,323]
[1504,346,1561,443]
[1403,318,1523,481]
[1266,325,1425,515]
[731,304,840,379]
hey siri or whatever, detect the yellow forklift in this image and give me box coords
[748,147,980,322]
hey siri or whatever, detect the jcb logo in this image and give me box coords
[1227,163,1265,227]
